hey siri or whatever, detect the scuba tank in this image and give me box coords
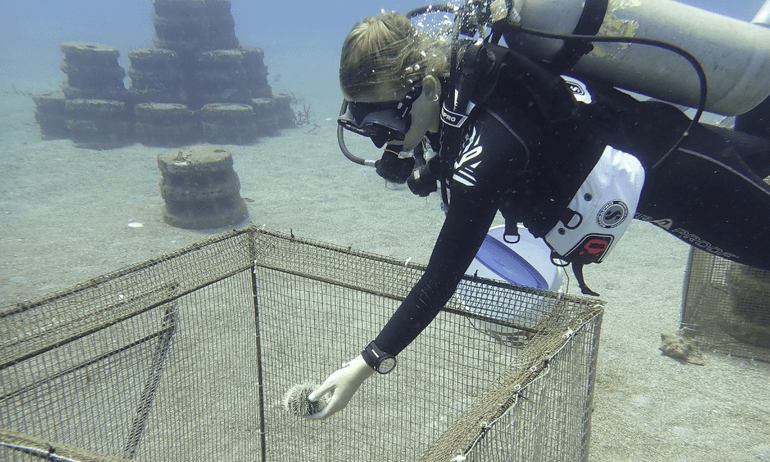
[499,0,770,116]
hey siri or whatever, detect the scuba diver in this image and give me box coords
[306,2,770,420]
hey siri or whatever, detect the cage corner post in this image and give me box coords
[679,248,695,330]
[249,226,268,462]
[581,304,604,462]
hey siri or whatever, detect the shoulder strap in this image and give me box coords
[437,41,492,206]
[437,41,578,206]
[490,43,575,120]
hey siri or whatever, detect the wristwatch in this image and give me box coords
[361,341,397,374]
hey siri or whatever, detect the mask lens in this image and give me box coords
[338,105,409,145]
[337,84,422,145]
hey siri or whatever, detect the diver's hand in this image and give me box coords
[306,355,375,420]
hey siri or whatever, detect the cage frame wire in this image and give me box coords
[1,227,259,461]
[1,224,603,461]
[419,307,603,461]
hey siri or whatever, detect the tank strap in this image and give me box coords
[548,0,608,73]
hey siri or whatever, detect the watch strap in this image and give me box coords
[361,341,395,373]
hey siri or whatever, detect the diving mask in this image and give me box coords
[337,85,422,148]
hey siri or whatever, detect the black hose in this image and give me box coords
[337,100,371,166]
[337,4,456,167]
[514,26,708,170]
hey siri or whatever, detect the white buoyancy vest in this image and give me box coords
[543,144,645,265]
[538,76,646,270]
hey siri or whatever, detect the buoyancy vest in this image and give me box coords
[439,41,646,295]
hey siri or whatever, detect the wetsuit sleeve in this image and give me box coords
[374,108,533,355]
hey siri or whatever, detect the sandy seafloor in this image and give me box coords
[2,58,770,462]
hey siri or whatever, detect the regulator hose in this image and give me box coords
[512,26,708,170]
[336,4,455,166]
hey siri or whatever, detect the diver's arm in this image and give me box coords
[302,195,497,420]
[375,110,532,355]
[302,191,499,420]
[374,189,498,354]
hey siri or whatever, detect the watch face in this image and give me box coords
[379,356,396,374]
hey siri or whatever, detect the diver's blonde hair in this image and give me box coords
[339,11,450,98]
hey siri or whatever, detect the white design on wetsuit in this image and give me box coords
[453,127,483,187]
[561,75,592,104]
[633,214,740,259]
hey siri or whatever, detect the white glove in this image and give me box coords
[306,355,375,420]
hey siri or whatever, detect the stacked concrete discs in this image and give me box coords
[134,0,291,144]
[152,0,238,53]
[147,0,289,144]
[127,48,196,146]
[157,146,248,229]
[64,99,133,149]
[59,42,128,101]
[241,47,271,99]
[33,0,295,147]
[32,43,134,148]
[33,94,68,140]
[135,103,198,146]
[128,48,187,104]
[200,103,257,144]
[250,96,296,137]
[193,50,252,105]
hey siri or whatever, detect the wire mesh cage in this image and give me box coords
[681,248,770,363]
[1,225,603,461]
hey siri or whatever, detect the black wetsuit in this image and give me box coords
[374,68,770,357]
